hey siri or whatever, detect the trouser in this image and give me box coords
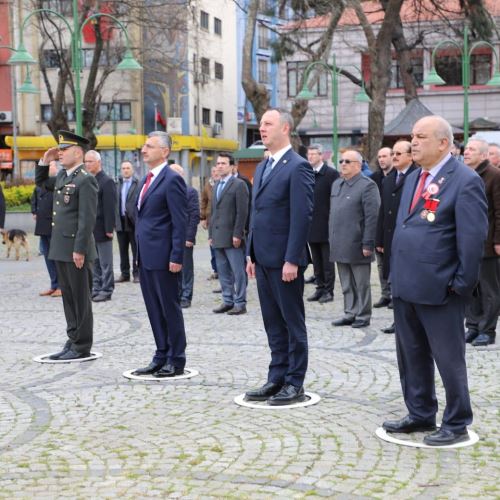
[337,262,372,322]
[376,251,391,299]
[180,245,194,301]
[40,235,58,289]
[55,260,93,354]
[309,241,335,294]
[117,229,138,279]
[214,246,247,307]
[393,295,472,432]
[93,239,114,297]
[210,244,217,273]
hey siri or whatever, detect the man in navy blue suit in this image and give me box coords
[245,108,314,406]
[383,116,488,446]
[133,131,188,377]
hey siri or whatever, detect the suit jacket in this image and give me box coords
[136,165,187,270]
[0,184,5,228]
[115,176,139,232]
[31,186,54,236]
[235,171,253,233]
[35,163,98,262]
[375,163,417,277]
[247,148,314,268]
[209,176,249,248]
[186,186,200,244]
[93,170,116,243]
[329,173,380,264]
[370,169,391,194]
[391,156,488,305]
[200,179,215,223]
[308,163,339,242]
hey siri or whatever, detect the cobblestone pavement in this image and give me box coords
[0,235,498,499]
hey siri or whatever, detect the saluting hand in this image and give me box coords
[42,147,59,165]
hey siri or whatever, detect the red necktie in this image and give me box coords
[140,171,154,206]
[409,171,430,212]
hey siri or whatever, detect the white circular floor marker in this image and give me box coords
[33,352,102,364]
[122,368,199,381]
[375,427,479,449]
[234,392,321,409]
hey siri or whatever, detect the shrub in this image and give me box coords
[1,182,35,208]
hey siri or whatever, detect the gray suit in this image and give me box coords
[329,174,380,322]
[209,176,249,307]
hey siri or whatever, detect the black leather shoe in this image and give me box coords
[154,363,184,378]
[318,292,333,303]
[352,319,370,328]
[381,323,395,334]
[180,299,191,308]
[465,330,479,343]
[268,384,306,406]
[132,361,164,376]
[388,300,394,309]
[472,333,495,346]
[423,428,469,446]
[304,276,316,284]
[374,297,391,308]
[383,415,436,434]
[332,317,355,326]
[57,349,91,361]
[48,340,72,360]
[115,275,130,283]
[245,382,283,401]
[93,294,111,302]
[212,288,222,294]
[213,303,234,313]
[307,290,323,302]
[227,306,247,315]
[133,275,140,284]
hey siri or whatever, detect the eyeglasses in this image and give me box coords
[339,159,359,164]
[391,151,410,156]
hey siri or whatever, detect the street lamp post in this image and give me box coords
[296,56,371,166]
[423,25,500,144]
[8,0,142,136]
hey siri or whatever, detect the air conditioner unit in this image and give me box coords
[212,122,222,136]
[0,111,13,123]
[194,72,209,84]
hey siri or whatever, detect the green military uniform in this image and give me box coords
[35,134,98,356]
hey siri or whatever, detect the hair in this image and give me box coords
[393,140,411,153]
[169,163,185,177]
[121,160,134,169]
[308,143,323,154]
[378,146,392,155]
[467,138,489,154]
[148,131,172,149]
[343,149,363,163]
[488,142,500,150]
[85,150,101,161]
[265,108,294,133]
[218,151,234,165]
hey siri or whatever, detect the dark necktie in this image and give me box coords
[261,157,274,185]
[140,172,154,206]
[217,180,226,200]
[396,172,405,185]
[409,171,430,212]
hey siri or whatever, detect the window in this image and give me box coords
[258,59,270,84]
[389,53,424,89]
[42,49,68,68]
[202,108,210,126]
[97,102,132,121]
[258,25,271,50]
[435,50,492,86]
[41,104,76,122]
[200,10,209,30]
[40,0,72,16]
[259,0,274,15]
[214,62,224,80]
[194,105,198,125]
[287,61,327,97]
[201,57,210,76]
[215,111,223,126]
[214,17,222,36]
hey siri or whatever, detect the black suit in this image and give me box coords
[308,163,339,295]
[0,184,5,229]
[376,164,417,278]
[235,172,252,233]
[116,176,140,279]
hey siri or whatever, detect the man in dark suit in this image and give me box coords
[133,131,188,378]
[306,143,339,304]
[115,161,140,283]
[463,138,500,346]
[375,141,416,333]
[210,153,249,315]
[0,183,5,232]
[36,131,98,360]
[383,116,488,446]
[84,151,116,302]
[32,160,60,297]
[245,108,314,406]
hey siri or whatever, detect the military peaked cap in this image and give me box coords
[57,130,90,150]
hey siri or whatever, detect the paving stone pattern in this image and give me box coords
[0,236,498,499]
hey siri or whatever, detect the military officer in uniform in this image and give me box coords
[36,131,98,360]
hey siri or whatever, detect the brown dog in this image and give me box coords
[2,229,30,261]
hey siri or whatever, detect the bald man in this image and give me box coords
[488,143,500,168]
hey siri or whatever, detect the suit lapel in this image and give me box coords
[140,166,167,209]
[256,149,293,197]
[56,165,83,189]
[216,176,234,205]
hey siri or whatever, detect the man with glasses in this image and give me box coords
[36,131,98,360]
[376,141,417,334]
[329,150,380,328]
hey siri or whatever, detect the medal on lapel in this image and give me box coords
[422,198,440,222]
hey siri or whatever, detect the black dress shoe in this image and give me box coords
[154,363,184,378]
[212,288,222,294]
[332,317,355,326]
[318,292,333,303]
[180,299,191,308]
[268,384,306,406]
[381,323,395,334]
[465,330,479,343]
[304,276,316,284]
[133,275,140,284]
[115,275,130,283]
[93,294,111,303]
[423,428,469,446]
[472,333,495,346]
[132,361,164,376]
[388,300,394,309]
[213,303,234,313]
[227,305,247,315]
[48,340,72,360]
[307,290,323,302]
[383,415,436,434]
[374,297,391,308]
[245,382,283,401]
[352,319,370,328]
[57,349,91,361]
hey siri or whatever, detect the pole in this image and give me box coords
[113,107,117,179]
[72,0,82,135]
[11,71,19,178]
[331,55,339,166]
[462,26,470,144]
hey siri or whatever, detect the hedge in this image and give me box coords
[1,182,35,209]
